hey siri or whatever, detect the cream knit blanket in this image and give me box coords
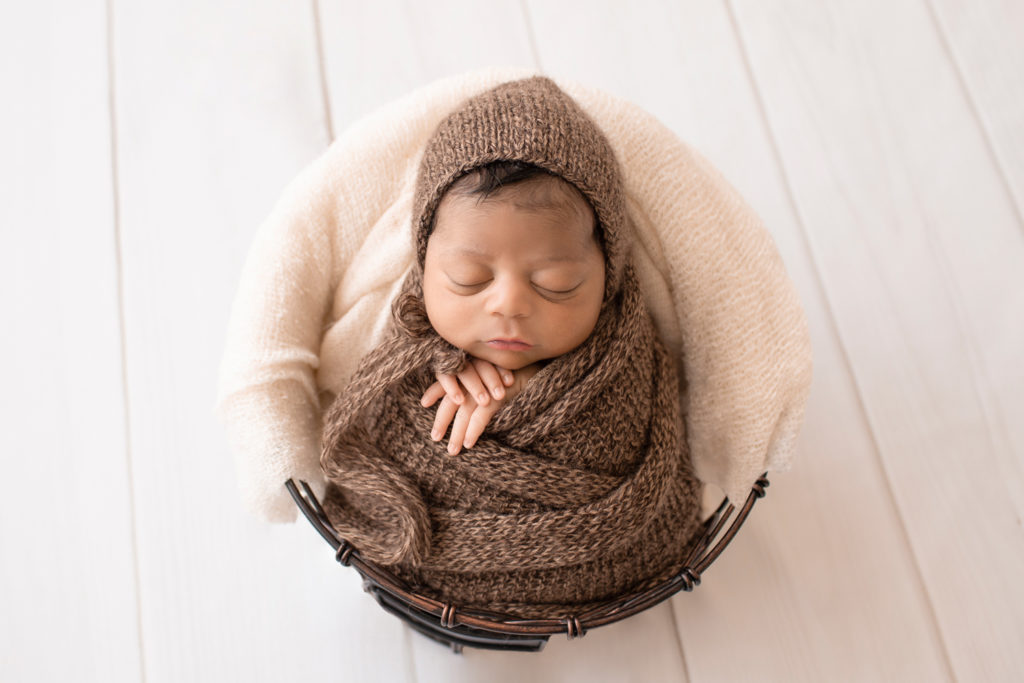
[215,67,813,523]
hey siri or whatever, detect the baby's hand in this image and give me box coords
[421,360,540,455]
[430,356,515,408]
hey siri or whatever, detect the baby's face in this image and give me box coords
[423,188,605,370]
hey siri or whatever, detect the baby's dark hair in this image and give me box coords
[443,160,598,239]
[447,160,555,201]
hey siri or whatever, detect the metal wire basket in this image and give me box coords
[286,474,769,653]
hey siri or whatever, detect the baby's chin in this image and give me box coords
[466,343,543,371]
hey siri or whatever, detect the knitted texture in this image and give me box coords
[412,76,629,300]
[320,269,702,616]
[318,77,702,615]
[214,67,813,522]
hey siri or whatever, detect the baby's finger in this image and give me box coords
[457,365,490,406]
[437,373,463,404]
[498,365,515,386]
[431,396,459,441]
[463,402,500,450]
[420,381,446,408]
[447,405,472,455]
[471,358,506,400]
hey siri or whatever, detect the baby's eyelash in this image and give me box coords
[534,283,581,298]
[445,275,581,299]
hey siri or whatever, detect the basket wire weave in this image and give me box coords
[286,474,769,653]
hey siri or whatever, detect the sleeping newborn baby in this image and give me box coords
[319,76,703,617]
[418,160,605,456]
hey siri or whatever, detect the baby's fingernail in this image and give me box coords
[447,443,459,455]
[478,392,488,404]
[492,386,504,399]
[503,373,514,385]
[453,393,463,404]
[431,430,440,441]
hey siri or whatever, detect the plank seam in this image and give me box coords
[106,0,147,681]
[519,0,545,73]
[402,622,419,682]
[924,0,1024,236]
[311,0,336,143]
[668,598,693,682]
[904,172,1023,509]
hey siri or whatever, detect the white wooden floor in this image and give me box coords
[3,1,1022,681]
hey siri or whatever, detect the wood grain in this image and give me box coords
[0,2,141,682]
[930,0,1024,223]
[110,1,413,679]
[317,0,536,133]
[731,0,1024,679]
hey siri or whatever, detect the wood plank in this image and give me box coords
[526,0,953,680]
[110,1,412,679]
[317,0,535,132]
[930,0,1024,224]
[0,2,142,681]
[730,0,1024,679]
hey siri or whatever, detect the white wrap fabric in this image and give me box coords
[216,67,813,522]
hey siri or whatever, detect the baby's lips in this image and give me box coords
[486,338,533,351]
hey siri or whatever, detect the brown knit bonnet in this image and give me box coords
[411,76,630,301]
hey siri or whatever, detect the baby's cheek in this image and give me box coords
[562,310,600,352]
[423,289,451,332]
[430,296,476,345]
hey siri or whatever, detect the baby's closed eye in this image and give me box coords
[445,268,491,292]
[530,269,586,295]
[532,278,581,294]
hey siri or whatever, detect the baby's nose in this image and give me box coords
[485,277,532,318]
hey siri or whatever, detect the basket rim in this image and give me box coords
[285,474,768,648]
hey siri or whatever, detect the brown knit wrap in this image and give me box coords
[319,77,702,617]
